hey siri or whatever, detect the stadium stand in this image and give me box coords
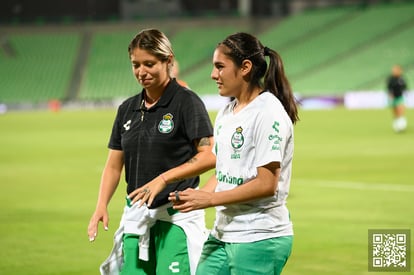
[169,26,241,73]
[78,31,138,100]
[183,7,358,96]
[295,24,414,94]
[258,5,358,51]
[0,33,80,103]
[185,2,414,96]
[1,2,413,106]
[78,25,241,100]
[282,2,414,94]
[170,25,241,95]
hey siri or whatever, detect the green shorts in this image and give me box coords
[389,95,405,107]
[196,235,293,275]
[121,220,190,275]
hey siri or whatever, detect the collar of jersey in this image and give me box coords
[133,78,178,111]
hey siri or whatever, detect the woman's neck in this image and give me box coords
[233,87,262,113]
[144,94,160,108]
[145,91,161,104]
[144,78,170,108]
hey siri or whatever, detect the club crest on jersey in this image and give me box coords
[158,113,174,134]
[231,126,244,149]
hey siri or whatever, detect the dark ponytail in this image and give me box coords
[219,32,299,124]
[264,48,299,124]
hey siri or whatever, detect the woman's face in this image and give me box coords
[211,47,244,98]
[130,47,170,91]
[392,65,402,77]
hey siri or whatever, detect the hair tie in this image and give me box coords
[263,46,270,56]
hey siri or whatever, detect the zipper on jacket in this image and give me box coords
[140,99,145,121]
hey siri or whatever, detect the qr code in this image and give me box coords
[368,229,411,272]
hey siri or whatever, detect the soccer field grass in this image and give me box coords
[0,107,413,274]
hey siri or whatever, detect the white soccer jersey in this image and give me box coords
[211,91,294,243]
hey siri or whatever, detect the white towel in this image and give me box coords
[123,202,153,261]
[100,201,208,275]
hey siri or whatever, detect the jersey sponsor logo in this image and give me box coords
[158,113,174,134]
[231,126,244,149]
[123,119,131,131]
[269,121,282,151]
[217,170,244,185]
[231,152,240,159]
[168,261,180,273]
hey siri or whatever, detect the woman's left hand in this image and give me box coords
[129,175,167,207]
[168,188,213,213]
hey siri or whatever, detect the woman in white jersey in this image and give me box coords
[168,32,299,275]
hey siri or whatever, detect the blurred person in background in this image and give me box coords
[168,32,299,275]
[171,59,189,88]
[87,28,215,275]
[387,64,408,132]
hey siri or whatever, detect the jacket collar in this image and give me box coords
[133,78,179,111]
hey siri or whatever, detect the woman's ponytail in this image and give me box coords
[264,48,299,124]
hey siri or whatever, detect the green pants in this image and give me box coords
[196,235,293,275]
[121,220,190,275]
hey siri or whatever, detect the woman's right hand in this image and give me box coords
[87,207,109,242]
[87,149,123,242]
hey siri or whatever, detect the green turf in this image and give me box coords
[0,107,413,274]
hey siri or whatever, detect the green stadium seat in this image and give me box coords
[0,33,80,103]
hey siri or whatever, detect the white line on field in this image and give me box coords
[295,179,414,192]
